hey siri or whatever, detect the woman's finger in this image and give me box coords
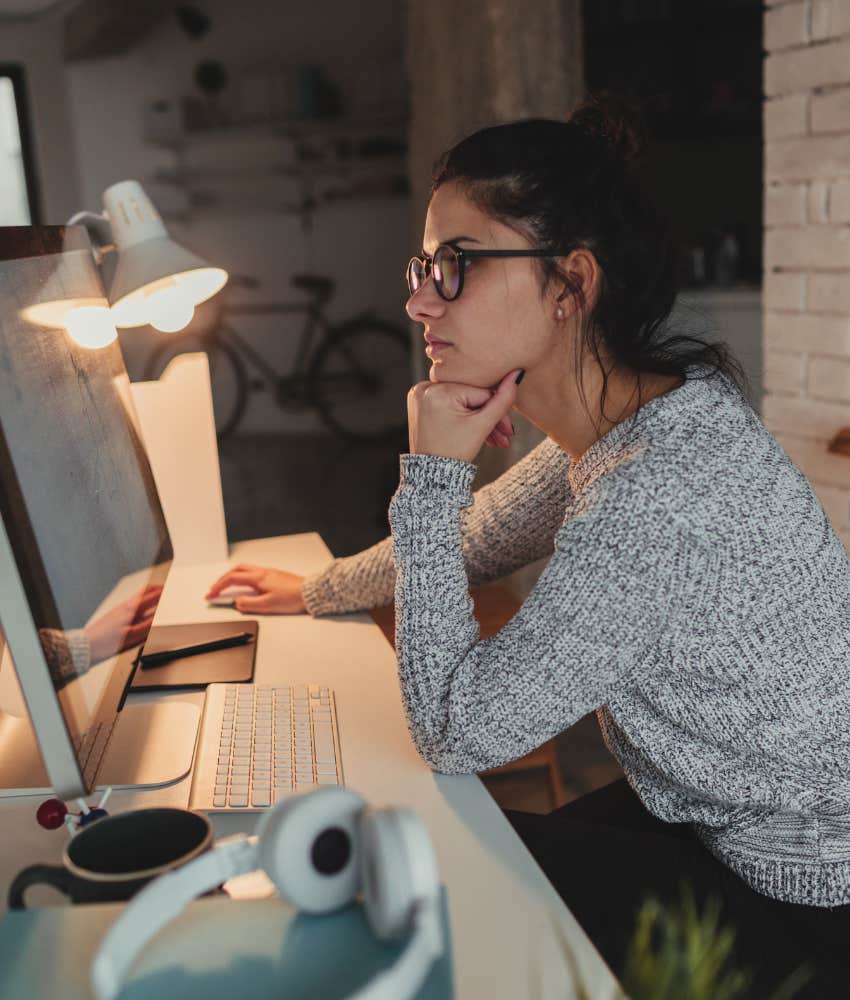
[234,592,280,614]
[206,570,262,597]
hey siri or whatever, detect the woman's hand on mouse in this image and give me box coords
[407,368,522,463]
[205,564,307,615]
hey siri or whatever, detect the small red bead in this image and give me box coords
[36,798,68,830]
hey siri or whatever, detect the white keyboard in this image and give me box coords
[189,683,343,812]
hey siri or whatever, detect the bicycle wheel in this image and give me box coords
[143,333,249,439]
[308,318,411,443]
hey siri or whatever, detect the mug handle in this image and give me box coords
[8,864,74,910]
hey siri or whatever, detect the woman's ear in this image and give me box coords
[552,249,600,319]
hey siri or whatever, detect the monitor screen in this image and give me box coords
[0,227,172,769]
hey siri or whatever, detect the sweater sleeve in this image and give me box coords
[301,436,571,616]
[387,453,701,774]
[38,628,92,689]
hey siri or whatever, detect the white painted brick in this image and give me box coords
[809,354,850,399]
[765,93,809,138]
[810,0,850,40]
[764,271,807,311]
[811,481,850,529]
[765,182,807,223]
[765,1,809,50]
[764,350,807,394]
[766,134,850,181]
[763,391,850,439]
[811,87,850,133]
[809,272,850,312]
[775,430,850,487]
[765,38,850,96]
[765,225,850,269]
[829,179,850,221]
[809,180,830,221]
[763,310,850,354]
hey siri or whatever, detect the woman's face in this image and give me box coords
[406,181,562,388]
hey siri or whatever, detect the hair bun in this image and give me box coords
[568,91,647,168]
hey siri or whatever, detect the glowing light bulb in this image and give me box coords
[146,284,195,333]
[64,306,118,349]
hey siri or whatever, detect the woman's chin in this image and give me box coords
[429,358,503,388]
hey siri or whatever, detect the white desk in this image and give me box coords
[0,533,624,1000]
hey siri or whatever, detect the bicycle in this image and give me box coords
[144,273,412,443]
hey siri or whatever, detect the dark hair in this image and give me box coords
[431,92,751,430]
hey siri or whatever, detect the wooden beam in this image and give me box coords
[63,0,173,62]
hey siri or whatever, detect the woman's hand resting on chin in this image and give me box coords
[205,564,306,615]
[407,368,524,463]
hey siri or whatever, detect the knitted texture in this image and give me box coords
[301,434,572,615]
[383,365,850,908]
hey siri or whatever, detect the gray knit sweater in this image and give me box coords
[302,366,850,908]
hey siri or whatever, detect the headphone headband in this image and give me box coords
[91,789,442,1000]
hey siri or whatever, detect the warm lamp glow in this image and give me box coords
[109,267,227,330]
[145,282,196,333]
[64,306,118,349]
[22,297,105,328]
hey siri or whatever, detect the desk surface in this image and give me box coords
[0,533,623,1000]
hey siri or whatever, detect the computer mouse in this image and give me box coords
[207,587,256,607]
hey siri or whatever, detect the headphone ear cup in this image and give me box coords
[360,808,439,942]
[256,787,367,914]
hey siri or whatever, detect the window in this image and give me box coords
[0,67,39,225]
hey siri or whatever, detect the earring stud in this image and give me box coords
[555,307,564,319]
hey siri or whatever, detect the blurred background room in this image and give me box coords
[4,0,848,811]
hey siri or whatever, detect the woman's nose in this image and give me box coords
[406,279,446,323]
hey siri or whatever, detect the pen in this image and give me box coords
[139,631,254,668]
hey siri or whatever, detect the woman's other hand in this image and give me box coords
[407,368,522,463]
[205,564,307,615]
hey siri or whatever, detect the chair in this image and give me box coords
[370,582,567,810]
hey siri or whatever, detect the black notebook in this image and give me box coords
[131,621,258,691]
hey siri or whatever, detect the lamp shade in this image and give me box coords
[102,180,227,329]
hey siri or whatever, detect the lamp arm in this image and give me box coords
[66,211,115,260]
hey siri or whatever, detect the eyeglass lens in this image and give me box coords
[407,245,462,300]
[433,246,461,300]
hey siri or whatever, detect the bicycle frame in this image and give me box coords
[218,301,334,385]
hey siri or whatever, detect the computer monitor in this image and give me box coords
[0,226,199,800]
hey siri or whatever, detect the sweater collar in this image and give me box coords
[567,370,702,495]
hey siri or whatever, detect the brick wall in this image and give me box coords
[763,0,850,551]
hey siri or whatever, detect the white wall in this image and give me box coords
[64,0,411,433]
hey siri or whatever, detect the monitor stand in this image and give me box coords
[0,701,200,798]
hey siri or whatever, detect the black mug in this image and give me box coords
[8,807,213,909]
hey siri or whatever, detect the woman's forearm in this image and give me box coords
[301,436,571,617]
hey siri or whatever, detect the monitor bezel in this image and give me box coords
[0,509,88,799]
[0,225,171,800]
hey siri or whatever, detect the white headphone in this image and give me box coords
[91,787,443,1000]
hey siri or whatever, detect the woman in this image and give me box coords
[208,96,850,993]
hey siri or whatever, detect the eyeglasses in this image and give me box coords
[406,242,568,302]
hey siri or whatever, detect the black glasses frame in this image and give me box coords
[406,242,570,301]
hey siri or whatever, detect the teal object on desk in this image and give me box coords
[0,890,453,999]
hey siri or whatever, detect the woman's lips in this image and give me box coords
[425,338,453,357]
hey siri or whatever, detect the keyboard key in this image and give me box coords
[198,683,341,810]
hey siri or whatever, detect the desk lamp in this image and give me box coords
[70,179,228,333]
[24,181,228,348]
